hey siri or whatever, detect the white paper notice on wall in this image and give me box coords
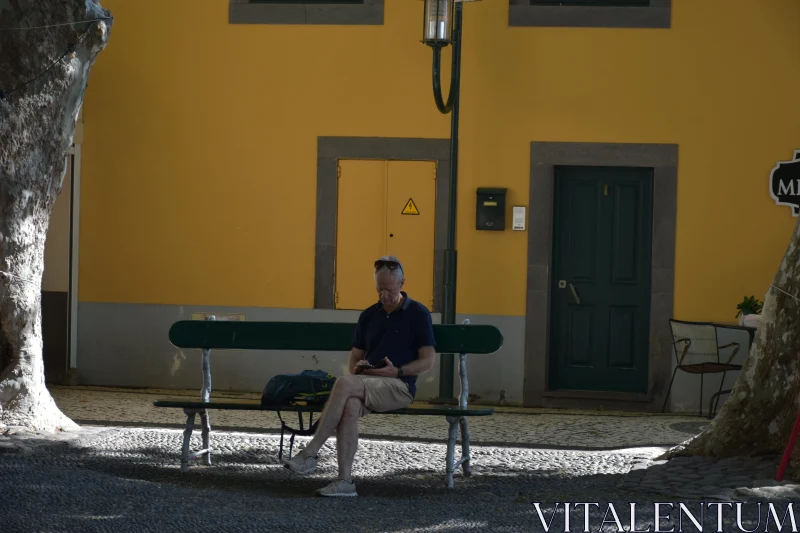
[512,206,526,231]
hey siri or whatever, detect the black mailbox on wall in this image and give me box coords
[476,187,507,231]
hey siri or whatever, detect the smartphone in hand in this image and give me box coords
[354,360,373,374]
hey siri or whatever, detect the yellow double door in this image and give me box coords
[335,159,436,311]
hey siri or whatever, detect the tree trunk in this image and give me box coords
[0,0,111,431]
[661,218,800,477]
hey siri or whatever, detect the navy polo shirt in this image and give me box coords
[352,291,436,398]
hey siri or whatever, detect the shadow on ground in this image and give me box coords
[50,441,618,499]
[1,426,779,533]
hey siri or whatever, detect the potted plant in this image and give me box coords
[736,295,763,327]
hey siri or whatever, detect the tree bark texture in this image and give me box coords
[661,218,800,477]
[0,0,111,431]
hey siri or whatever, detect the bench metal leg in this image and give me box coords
[181,409,196,472]
[445,415,472,488]
[445,415,458,489]
[200,410,211,466]
[181,316,216,472]
[459,415,471,477]
[442,320,475,489]
[181,407,212,471]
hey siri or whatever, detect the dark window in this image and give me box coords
[510,0,669,28]
[250,0,364,4]
[530,0,649,5]
[229,0,382,25]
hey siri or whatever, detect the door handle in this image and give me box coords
[568,283,581,305]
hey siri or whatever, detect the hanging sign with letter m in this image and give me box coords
[770,150,800,216]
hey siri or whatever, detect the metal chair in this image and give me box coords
[662,319,742,417]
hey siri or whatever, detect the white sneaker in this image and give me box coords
[316,478,358,497]
[282,449,317,474]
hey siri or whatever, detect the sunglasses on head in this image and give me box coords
[374,259,402,271]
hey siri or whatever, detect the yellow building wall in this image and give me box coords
[80,0,800,322]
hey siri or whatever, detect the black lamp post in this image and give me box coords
[422,0,478,403]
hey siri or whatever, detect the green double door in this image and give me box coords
[549,166,654,394]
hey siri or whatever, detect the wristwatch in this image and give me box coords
[397,366,404,378]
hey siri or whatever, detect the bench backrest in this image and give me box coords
[168,320,503,355]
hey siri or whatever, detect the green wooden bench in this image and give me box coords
[154,317,504,488]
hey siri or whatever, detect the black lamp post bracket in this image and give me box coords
[432,45,456,114]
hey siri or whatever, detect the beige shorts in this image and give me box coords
[355,375,413,417]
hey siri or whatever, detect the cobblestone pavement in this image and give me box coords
[2,386,797,531]
[619,454,800,501]
[0,426,795,533]
[50,386,711,449]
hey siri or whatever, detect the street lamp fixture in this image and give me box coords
[422,0,455,47]
[420,0,480,403]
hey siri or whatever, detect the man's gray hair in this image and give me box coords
[374,255,404,283]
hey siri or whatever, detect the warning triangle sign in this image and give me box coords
[401,198,420,215]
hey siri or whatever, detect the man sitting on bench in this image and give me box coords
[282,255,436,497]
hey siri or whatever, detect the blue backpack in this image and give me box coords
[261,370,337,406]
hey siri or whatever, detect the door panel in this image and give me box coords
[386,160,436,311]
[608,306,636,367]
[566,306,594,366]
[611,183,641,283]
[335,160,386,310]
[335,159,436,312]
[568,180,600,282]
[549,166,653,393]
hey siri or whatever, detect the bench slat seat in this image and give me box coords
[152,399,494,416]
[154,317,503,488]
